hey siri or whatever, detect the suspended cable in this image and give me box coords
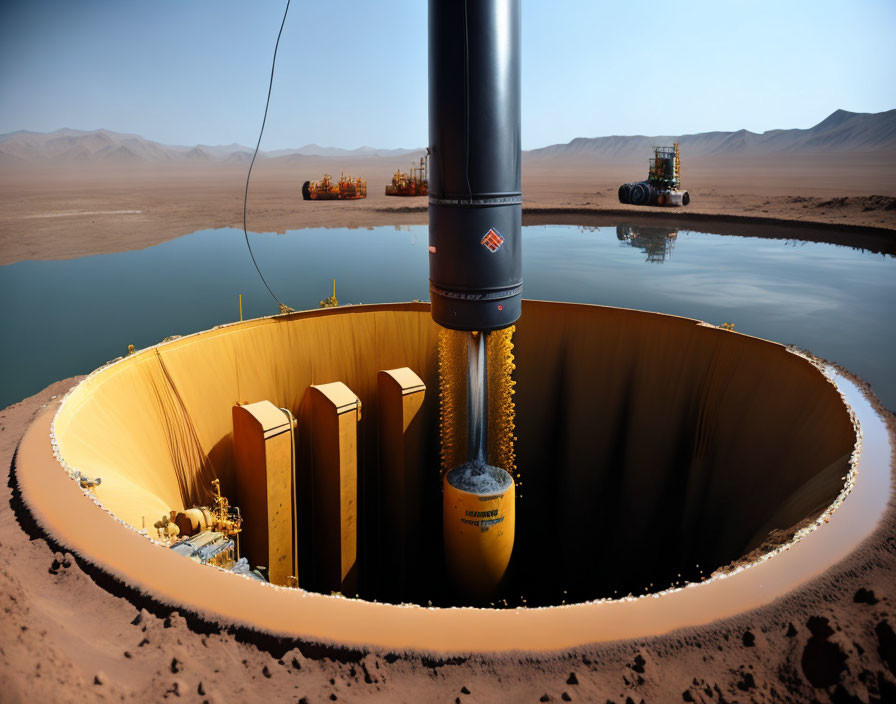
[243,0,293,314]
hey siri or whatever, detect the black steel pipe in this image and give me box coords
[428,0,522,331]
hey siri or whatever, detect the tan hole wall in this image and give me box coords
[53,301,853,602]
[512,303,853,601]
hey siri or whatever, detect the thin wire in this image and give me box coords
[243,0,291,311]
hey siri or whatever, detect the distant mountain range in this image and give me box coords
[0,128,227,164]
[268,144,418,159]
[0,128,419,165]
[2,109,893,165]
[526,109,896,161]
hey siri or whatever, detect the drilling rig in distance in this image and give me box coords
[618,142,690,207]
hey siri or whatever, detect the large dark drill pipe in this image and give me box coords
[429,0,521,599]
[428,0,522,333]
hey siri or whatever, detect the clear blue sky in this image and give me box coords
[1,0,894,150]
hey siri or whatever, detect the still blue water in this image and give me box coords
[1,223,894,410]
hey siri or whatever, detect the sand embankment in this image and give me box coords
[1,151,895,266]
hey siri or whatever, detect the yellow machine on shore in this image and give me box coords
[302,173,367,200]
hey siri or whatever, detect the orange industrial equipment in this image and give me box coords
[385,155,429,196]
[302,173,367,200]
[174,479,243,546]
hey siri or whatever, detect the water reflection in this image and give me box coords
[616,224,679,262]
[1,224,894,411]
[392,224,417,245]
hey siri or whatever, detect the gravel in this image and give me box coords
[446,461,513,495]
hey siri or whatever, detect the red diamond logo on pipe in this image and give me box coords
[481,228,504,253]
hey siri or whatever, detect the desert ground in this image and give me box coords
[1,154,895,702]
[1,151,894,266]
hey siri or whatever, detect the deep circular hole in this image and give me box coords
[53,302,855,610]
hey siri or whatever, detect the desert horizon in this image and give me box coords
[1,108,894,267]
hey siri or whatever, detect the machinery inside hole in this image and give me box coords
[108,0,855,608]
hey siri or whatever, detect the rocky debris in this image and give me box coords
[446,460,513,494]
[163,611,184,629]
[876,621,896,676]
[567,672,578,685]
[854,588,879,605]
[786,623,797,638]
[818,197,850,209]
[681,676,718,703]
[801,616,847,688]
[736,671,756,691]
[860,195,896,211]
[164,679,184,698]
[48,552,68,575]
[787,194,896,213]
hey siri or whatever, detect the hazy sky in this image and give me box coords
[1,0,894,150]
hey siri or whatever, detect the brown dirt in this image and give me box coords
[1,152,894,266]
[2,376,895,702]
